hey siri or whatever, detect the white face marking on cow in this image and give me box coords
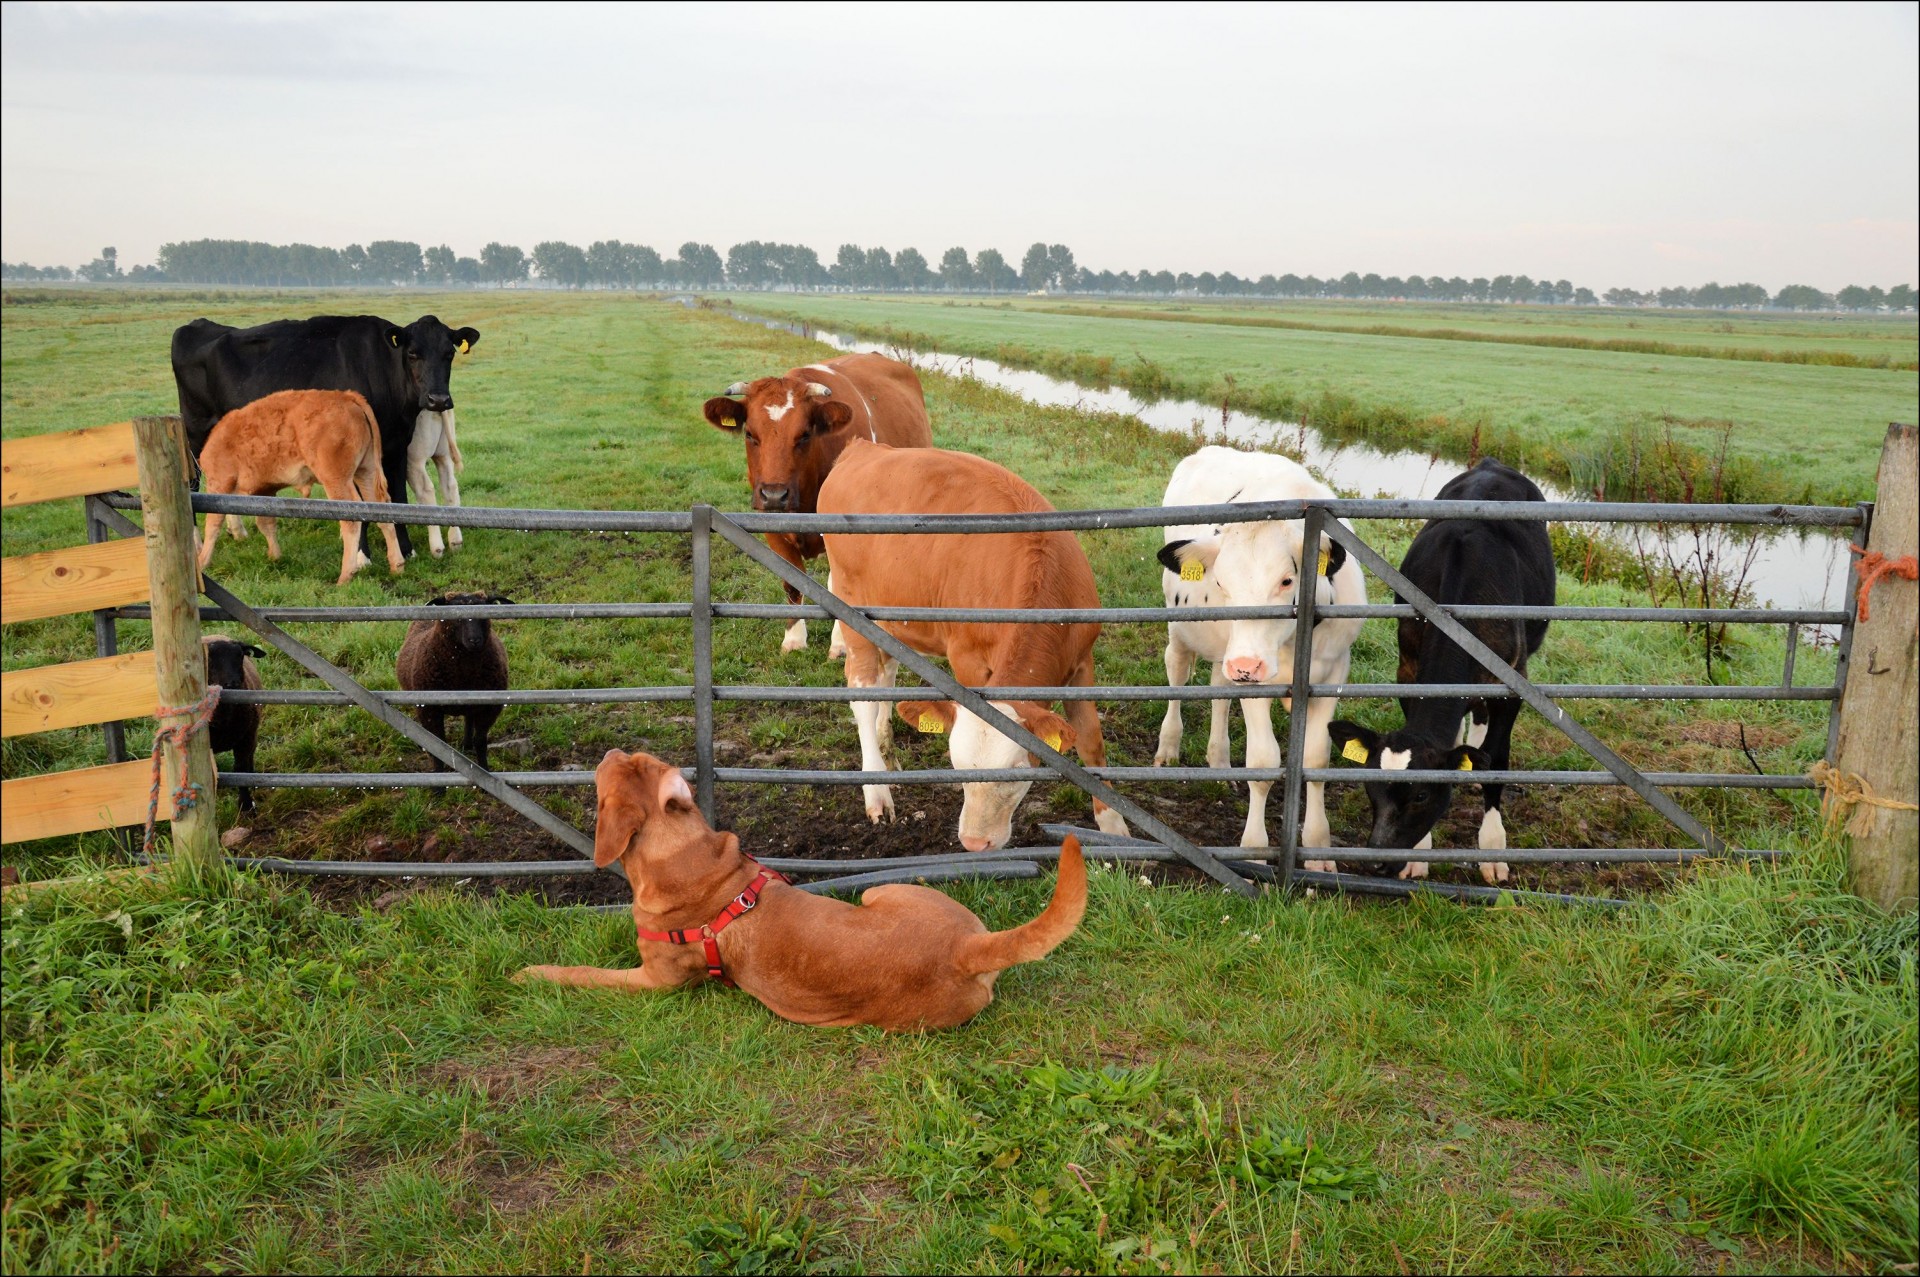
[1467,718,1490,749]
[1380,748,1413,772]
[947,702,1036,850]
[763,389,795,422]
[1210,520,1310,681]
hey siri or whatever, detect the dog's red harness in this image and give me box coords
[631,860,789,987]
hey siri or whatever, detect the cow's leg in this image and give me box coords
[360,457,405,575]
[407,423,443,558]
[1398,834,1433,881]
[1298,692,1340,874]
[256,515,281,561]
[366,438,413,560]
[314,473,369,585]
[1476,697,1521,885]
[1067,659,1129,837]
[198,499,228,570]
[767,535,812,653]
[1206,663,1233,770]
[843,635,895,823]
[1239,697,1278,850]
[1154,635,1197,767]
[826,570,848,661]
[435,432,463,552]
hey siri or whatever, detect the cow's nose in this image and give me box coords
[425,394,453,412]
[960,833,995,852]
[1223,656,1268,683]
[757,485,791,511]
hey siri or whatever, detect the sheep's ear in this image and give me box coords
[486,594,515,605]
[427,595,450,607]
[243,645,266,658]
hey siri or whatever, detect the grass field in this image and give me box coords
[727,294,1919,506]
[3,289,1915,1273]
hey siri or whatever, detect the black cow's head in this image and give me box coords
[1328,720,1489,849]
[428,592,512,653]
[385,315,480,414]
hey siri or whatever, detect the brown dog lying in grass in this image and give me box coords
[515,749,1086,1031]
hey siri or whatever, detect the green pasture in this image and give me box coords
[3,290,1914,1273]
[730,293,1919,506]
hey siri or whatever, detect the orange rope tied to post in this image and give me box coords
[1848,545,1917,623]
[142,685,222,857]
[1809,761,1919,837]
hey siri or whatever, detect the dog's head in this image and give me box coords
[592,748,699,869]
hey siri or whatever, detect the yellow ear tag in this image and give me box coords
[456,339,470,354]
[918,711,945,733]
[1341,738,1370,764]
[1317,547,1331,576]
[1043,732,1063,751]
[1457,756,1474,772]
[388,332,400,348]
[1179,560,1205,582]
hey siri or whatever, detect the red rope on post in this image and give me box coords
[142,685,222,858]
[1849,545,1918,623]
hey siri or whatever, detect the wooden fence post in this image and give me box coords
[132,415,223,883]
[1832,423,1917,912]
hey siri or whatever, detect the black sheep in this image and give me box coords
[396,592,512,769]
[202,634,265,812]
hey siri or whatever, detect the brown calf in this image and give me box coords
[818,439,1132,850]
[196,389,405,586]
[703,352,932,653]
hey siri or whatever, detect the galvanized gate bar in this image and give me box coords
[1320,516,1728,855]
[90,501,599,862]
[1277,505,1325,886]
[115,489,1864,534]
[210,682,1841,707]
[1825,500,1874,762]
[707,508,1260,896]
[691,505,717,820]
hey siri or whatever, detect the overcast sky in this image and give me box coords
[2,1,1915,289]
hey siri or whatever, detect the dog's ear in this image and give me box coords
[593,792,641,869]
[658,768,697,813]
[897,700,957,734]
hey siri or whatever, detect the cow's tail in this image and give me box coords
[353,393,383,464]
[954,836,1086,977]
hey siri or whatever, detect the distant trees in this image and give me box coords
[9,234,1912,313]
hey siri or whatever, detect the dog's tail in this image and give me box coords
[956,835,1087,977]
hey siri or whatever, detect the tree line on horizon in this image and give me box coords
[3,239,1913,313]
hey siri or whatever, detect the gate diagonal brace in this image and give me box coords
[708,508,1260,897]
[92,502,599,862]
[1320,518,1728,854]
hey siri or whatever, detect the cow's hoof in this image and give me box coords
[1479,861,1511,885]
[1153,741,1179,767]
[1095,807,1131,837]
[864,787,895,824]
[1205,746,1231,770]
[1302,859,1337,874]
[431,546,445,559]
[1397,862,1431,881]
[780,620,808,654]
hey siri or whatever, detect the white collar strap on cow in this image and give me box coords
[632,857,789,987]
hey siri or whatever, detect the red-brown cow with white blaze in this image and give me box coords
[704,353,932,654]
[818,440,1132,851]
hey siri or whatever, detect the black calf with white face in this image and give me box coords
[1327,721,1488,851]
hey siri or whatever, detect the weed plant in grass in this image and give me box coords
[1,839,1912,1272]
[730,293,1918,506]
[0,291,1842,892]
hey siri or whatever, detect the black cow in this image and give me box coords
[171,314,480,559]
[1329,457,1555,886]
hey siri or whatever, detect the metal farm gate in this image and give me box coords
[86,459,1869,909]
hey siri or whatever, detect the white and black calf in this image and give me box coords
[1153,446,1366,866]
[1328,457,1555,884]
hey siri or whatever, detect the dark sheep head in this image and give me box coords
[1328,720,1490,849]
[202,637,265,689]
[428,592,513,652]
